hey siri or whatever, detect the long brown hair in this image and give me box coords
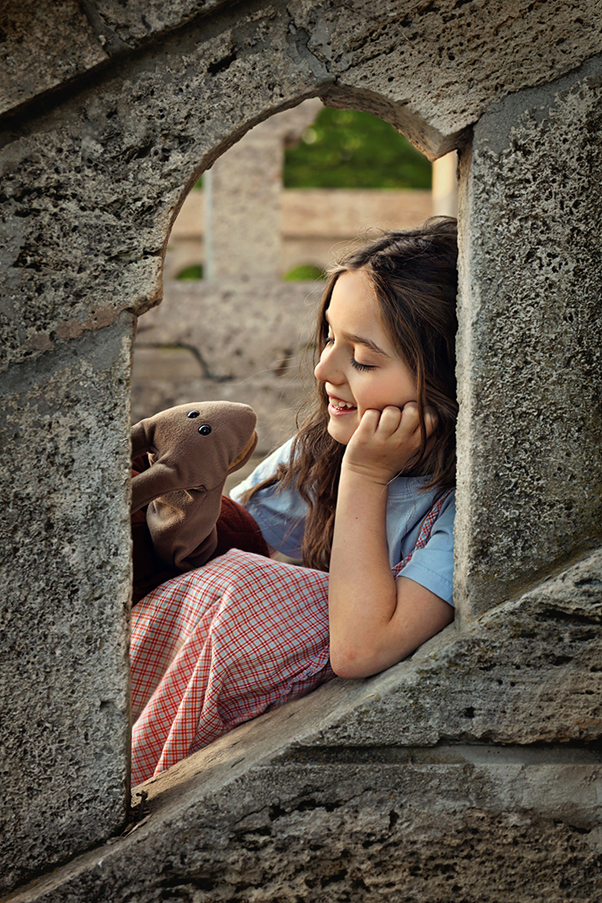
[246,217,458,571]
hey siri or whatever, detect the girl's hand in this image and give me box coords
[342,402,438,485]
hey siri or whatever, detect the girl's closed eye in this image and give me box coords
[351,357,375,372]
[323,333,374,372]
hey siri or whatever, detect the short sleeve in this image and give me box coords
[399,493,455,606]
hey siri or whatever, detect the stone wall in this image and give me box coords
[455,57,602,615]
[1,0,601,898]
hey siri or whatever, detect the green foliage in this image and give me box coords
[284,108,432,190]
[176,263,204,280]
[283,263,326,282]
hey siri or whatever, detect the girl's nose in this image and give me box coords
[314,356,326,382]
[314,345,340,384]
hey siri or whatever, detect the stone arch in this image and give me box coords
[2,1,602,895]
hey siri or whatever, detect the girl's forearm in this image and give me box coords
[327,407,453,678]
[328,464,399,676]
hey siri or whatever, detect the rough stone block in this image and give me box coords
[88,0,232,48]
[0,4,330,376]
[7,708,602,900]
[8,547,602,900]
[0,0,108,115]
[204,126,284,280]
[307,0,602,154]
[3,1,602,371]
[3,3,602,897]
[455,57,602,615]
[0,317,135,892]
[204,100,320,280]
[135,280,319,382]
[0,0,237,116]
[4,0,602,160]
[299,548,602,749]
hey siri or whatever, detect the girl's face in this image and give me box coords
[314,269,417,446]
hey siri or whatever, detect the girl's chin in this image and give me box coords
[326,419,357,446]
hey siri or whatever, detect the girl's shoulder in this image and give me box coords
[385,475,455,563]
[388,478,456,605]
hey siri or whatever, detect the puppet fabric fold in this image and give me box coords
[131,457,269,605]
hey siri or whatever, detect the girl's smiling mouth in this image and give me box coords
[328,394,357,415]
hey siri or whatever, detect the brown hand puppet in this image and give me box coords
[131,401,259,572]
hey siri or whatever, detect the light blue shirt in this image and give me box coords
[231,438,455,606]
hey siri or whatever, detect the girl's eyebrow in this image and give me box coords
[343,332,390,357]
[325,311,390,358]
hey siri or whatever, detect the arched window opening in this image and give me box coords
[131,101,457,469]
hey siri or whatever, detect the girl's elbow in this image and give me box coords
[329,645,380,680]
[330,634,421,678]
[330,657,359,680]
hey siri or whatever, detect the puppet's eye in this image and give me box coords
[198,424,212,435]
[187,410,200,418]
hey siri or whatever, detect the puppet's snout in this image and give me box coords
[176,401,258,480]
[131,400,259,511]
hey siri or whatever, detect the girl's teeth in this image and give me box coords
[331,398,355,410]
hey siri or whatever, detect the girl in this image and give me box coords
[130,217,458,786]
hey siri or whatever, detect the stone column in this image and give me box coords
[0,317,134,891]
[204,99,321,280]
[455,58,602,618]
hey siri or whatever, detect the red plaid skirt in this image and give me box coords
[130,496,447,786]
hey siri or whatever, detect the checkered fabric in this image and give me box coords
[130,493,449,786]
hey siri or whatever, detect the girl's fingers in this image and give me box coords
[397,402,420,433]
[397,403,438,440]
[346,403,441,482]
[360,404,439,442]
[359,405,418,439]
[375,405,404,434]
[356,408,382,437]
